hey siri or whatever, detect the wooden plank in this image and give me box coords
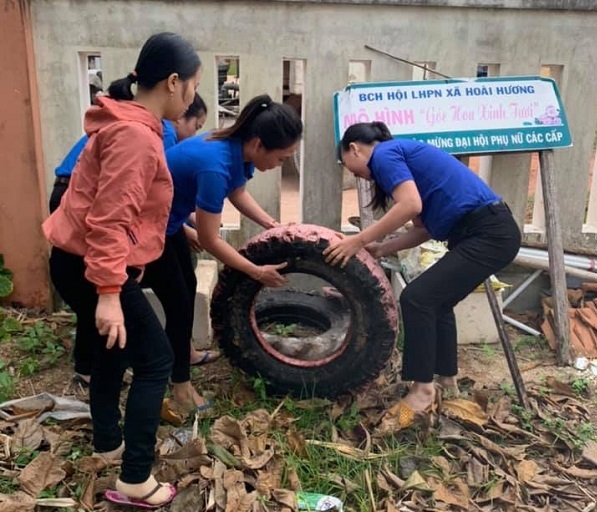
[539,150,572,365]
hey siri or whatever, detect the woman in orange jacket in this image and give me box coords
[43,32,201,508]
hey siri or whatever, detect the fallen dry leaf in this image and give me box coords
[79,474,95,511]
[432,478,470,509]
[467,457,488,487]
[160,398,188,426]
[516,459,538,483]
[544,377,576,397]
[170,485,204,512]
[271,489,296,510]
[223,468,246,511]
[11,419,44,454]
[18,452,66,497]
[442,399,488,427]
[0,491,36,512]
[581,440,597,467]
[557,465,597,479]
[401,471,432,492]
[239,448,274,470]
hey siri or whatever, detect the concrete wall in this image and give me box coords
[31,0,597,256]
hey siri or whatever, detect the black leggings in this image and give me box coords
[399,202,521,383]
[141,227,197,383]
[49,247,173,483]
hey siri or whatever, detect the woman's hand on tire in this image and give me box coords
[323,234,365,268]
[96,293,127,349]
[252,263,288,287]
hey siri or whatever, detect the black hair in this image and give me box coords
[108,32,201,101]
[210,94,302,150]
[183,93,207,120]
[339,122,393,211]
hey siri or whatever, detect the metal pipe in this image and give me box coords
[518,247,597,272]
[503,269,543,308]
[502,314,542,337]
[513,255,597,282]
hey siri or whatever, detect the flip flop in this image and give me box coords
[105,483,177,509]
[190,350,221,366]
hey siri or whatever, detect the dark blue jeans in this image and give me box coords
[399,203,521,383]
[49,247,173,483]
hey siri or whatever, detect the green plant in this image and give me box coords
[0,360,16,402]
[481,342,496,358]
[499,382,516,397]
[20,357,39,377]
[515,336,545,351]
[17,321,66,372]
[0,255,13,298]
[273,323,297,337]
[571,378,590,396]
[0,314,23,342]
[511,403,535,432]
[252,375,268,402]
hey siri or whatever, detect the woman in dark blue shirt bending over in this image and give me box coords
[325,122,520,431]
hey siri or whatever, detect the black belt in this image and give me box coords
[54,176,71,186]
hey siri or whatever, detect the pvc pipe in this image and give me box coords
[503,269,543,308]
[518,247,597,272]
[503,314,542,337]
[513,255,597,283]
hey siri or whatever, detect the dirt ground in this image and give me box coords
[3,322,596,424]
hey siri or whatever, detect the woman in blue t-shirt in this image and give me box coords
[165,94,302,288]
[325,121,520,430]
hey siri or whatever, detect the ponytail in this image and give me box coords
[339,122,394,211]
[107,73,137,101]
[210,94,302,150]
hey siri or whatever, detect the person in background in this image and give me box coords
[50,93,216,389]
[43,32,201,508]
[326,121,520,431]
[164,94,303,292]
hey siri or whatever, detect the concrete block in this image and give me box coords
[143,259,219,349]
[193,260,219,348]
[391,270,501,344]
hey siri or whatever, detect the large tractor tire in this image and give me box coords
[210,224,399,398]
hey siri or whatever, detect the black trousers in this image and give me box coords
[48,180,69,214]
[49,247,173,483]
[399,203,521,382]
[141,227,197,383]
[49,179,95,376]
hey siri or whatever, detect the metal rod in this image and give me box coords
[363,45,453,79]
[502,314,542,337]
[484,279,530,409]
[503,269,543,308]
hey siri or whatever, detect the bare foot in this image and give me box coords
[189,348,221,365]
[436,375,459,397]
[401,382,436,412]
[115,475,173,506]
[93,442,124,464]
[171,381,210,411]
